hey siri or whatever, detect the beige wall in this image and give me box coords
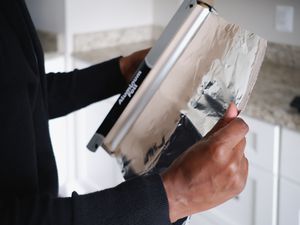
[153,0,181,27]
[215,0,300,46]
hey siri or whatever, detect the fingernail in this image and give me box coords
[224,102,238,118]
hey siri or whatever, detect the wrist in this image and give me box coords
[161,170,190,223]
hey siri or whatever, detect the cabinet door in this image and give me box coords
[49,117,69,196]
[72,96,124,194]
[281,128,300,183]
[279,178,300,225]
[242,116,280,174]
[69,58,124,194]
[44,55,65,73]
[191,164,275,225]
[190,214,220,225]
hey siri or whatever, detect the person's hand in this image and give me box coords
[119,49,150,82]
[161,103,249,222]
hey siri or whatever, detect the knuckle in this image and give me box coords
[226,163,238,180]
[210,143,225,161]
[236,168,249,193]
[235,118,249,133]
[228,161,248,194]
[228,161,238,174]
[232,176,246,194]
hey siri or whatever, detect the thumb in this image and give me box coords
[205,102,238,138]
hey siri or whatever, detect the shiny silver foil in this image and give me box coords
[104,4,267,180]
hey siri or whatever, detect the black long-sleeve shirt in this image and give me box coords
[0,0,173,224]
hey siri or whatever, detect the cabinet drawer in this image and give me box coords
[281,128,300,183]
[193,165,275,225]
[279,178,300,225]
[242,116,280,173]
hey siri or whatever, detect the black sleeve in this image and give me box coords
[1,175,172,225]
[0,77,171,225]
[46,57,127,119]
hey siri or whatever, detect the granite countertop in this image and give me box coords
[44,52,64,60]
[244,61,300,132]
[74,40,154,64]
[73,42,300,132]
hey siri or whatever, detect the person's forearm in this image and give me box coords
[0,175,171,225]
[47,57,127,119]
[73,174,171,225]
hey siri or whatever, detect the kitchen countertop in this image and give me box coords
[74,40,154,64]
[244,61,300,132]
[44,52,64,60]
[73,42,300,132]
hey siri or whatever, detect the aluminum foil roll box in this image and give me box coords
[87,0,267,179]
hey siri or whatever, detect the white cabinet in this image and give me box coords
[71,58,124,194]
[49,117,69,195]
[190,214,218,225]
[191,116,280,225]
[46,57,124,196]
[72,97,124,194]
[278,128,300,225]
[191,116,300,225]
[280,128,300,183]
[44,54,65,73]
[278,178,300,225]
[243,116,280,174]
[191,164,276,225]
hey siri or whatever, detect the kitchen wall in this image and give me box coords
[25,0,179,34]
[153,0,181,27]
[215,0,300,46]
[66,0,154,33]
[25,0,181,54]
[26,0,300,47]
[25,0,65,33]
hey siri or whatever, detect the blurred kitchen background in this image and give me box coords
[24,0,300,224]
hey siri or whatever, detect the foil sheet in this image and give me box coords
[107,9,267,180]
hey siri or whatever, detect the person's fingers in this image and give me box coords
[205,103,238,137]
[130,48,150,62]
[122,48,151,82]
[227,139,247,179]
[211,117,249,151]
[231,156,248,196]
[224,102,239,119]
[240,156,249,187]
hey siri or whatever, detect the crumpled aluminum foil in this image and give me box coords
[111,8,267,180]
